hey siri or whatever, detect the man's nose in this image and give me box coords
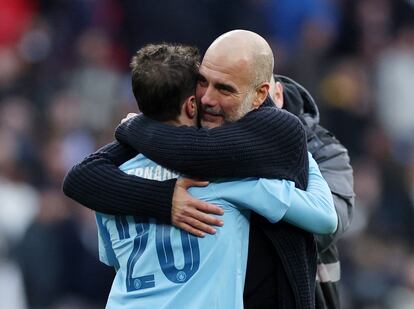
[200,86,216,107]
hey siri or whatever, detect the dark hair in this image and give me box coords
[130,43,200,122]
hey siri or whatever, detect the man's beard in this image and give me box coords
[226,89,256,123]
[199,89,256,127]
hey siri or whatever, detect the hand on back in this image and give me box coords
[172,178,224,237]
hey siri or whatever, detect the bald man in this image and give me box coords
[64,30,320,308]
[196,30,274,128]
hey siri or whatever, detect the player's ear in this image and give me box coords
[185,95,197,119]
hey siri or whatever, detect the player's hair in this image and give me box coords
[130,43,200,122]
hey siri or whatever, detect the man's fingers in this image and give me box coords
[177,222,205,238]
[183,215,217,235]
[187,198,224,226]
[179,177,209,188]
[120,113,138,124]
[191,210,224,227]
[195,200,224,216]
[127,112,138,119]
[189,179,209,187]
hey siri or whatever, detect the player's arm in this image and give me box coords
[209,153,337,234]
[281,153,337,234]
[62,140,224,233]
[64,104,309,237]
[62,141,176,222]
[115,101,309,186]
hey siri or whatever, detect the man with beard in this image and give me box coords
[64,30,343,308]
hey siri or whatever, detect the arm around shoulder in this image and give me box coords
[62,141,175,222]
[115,104,308,183]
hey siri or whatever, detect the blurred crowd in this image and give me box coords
[0,0,414,308]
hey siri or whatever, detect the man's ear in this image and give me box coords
[252,82,270,109]
[272,81,284,108]
[185,95,197,119]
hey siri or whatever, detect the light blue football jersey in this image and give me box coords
[96,153,335,309]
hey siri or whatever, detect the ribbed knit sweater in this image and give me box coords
[63,98,309,220]
[115,99,309,186]
[63,141,176,222]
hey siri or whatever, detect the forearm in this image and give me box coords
[315,195,353,252]
[207,155,336,231]
[62,141,175,222]
[115,104,309,188]
[282,157,337,234]
[208,178,293,223]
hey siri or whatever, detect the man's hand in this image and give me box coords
[172,177,224,237]
[121,113,138,124]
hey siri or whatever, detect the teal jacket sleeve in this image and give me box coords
[204,153,337,235]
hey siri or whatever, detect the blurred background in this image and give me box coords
[0,0,414,308]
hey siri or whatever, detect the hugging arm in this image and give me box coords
[62,141,176,222]
[282,154,337,234]
[116,102,309,188]
[210,153,337,234]
[63,140,223,230]
[64,102,310,236]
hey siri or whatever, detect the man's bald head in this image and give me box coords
[196,30,274,128]
[204,30,274,87]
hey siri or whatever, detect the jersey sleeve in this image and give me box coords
[209,178,294,223]
[282,153,337,234]
[208,153,337,234]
